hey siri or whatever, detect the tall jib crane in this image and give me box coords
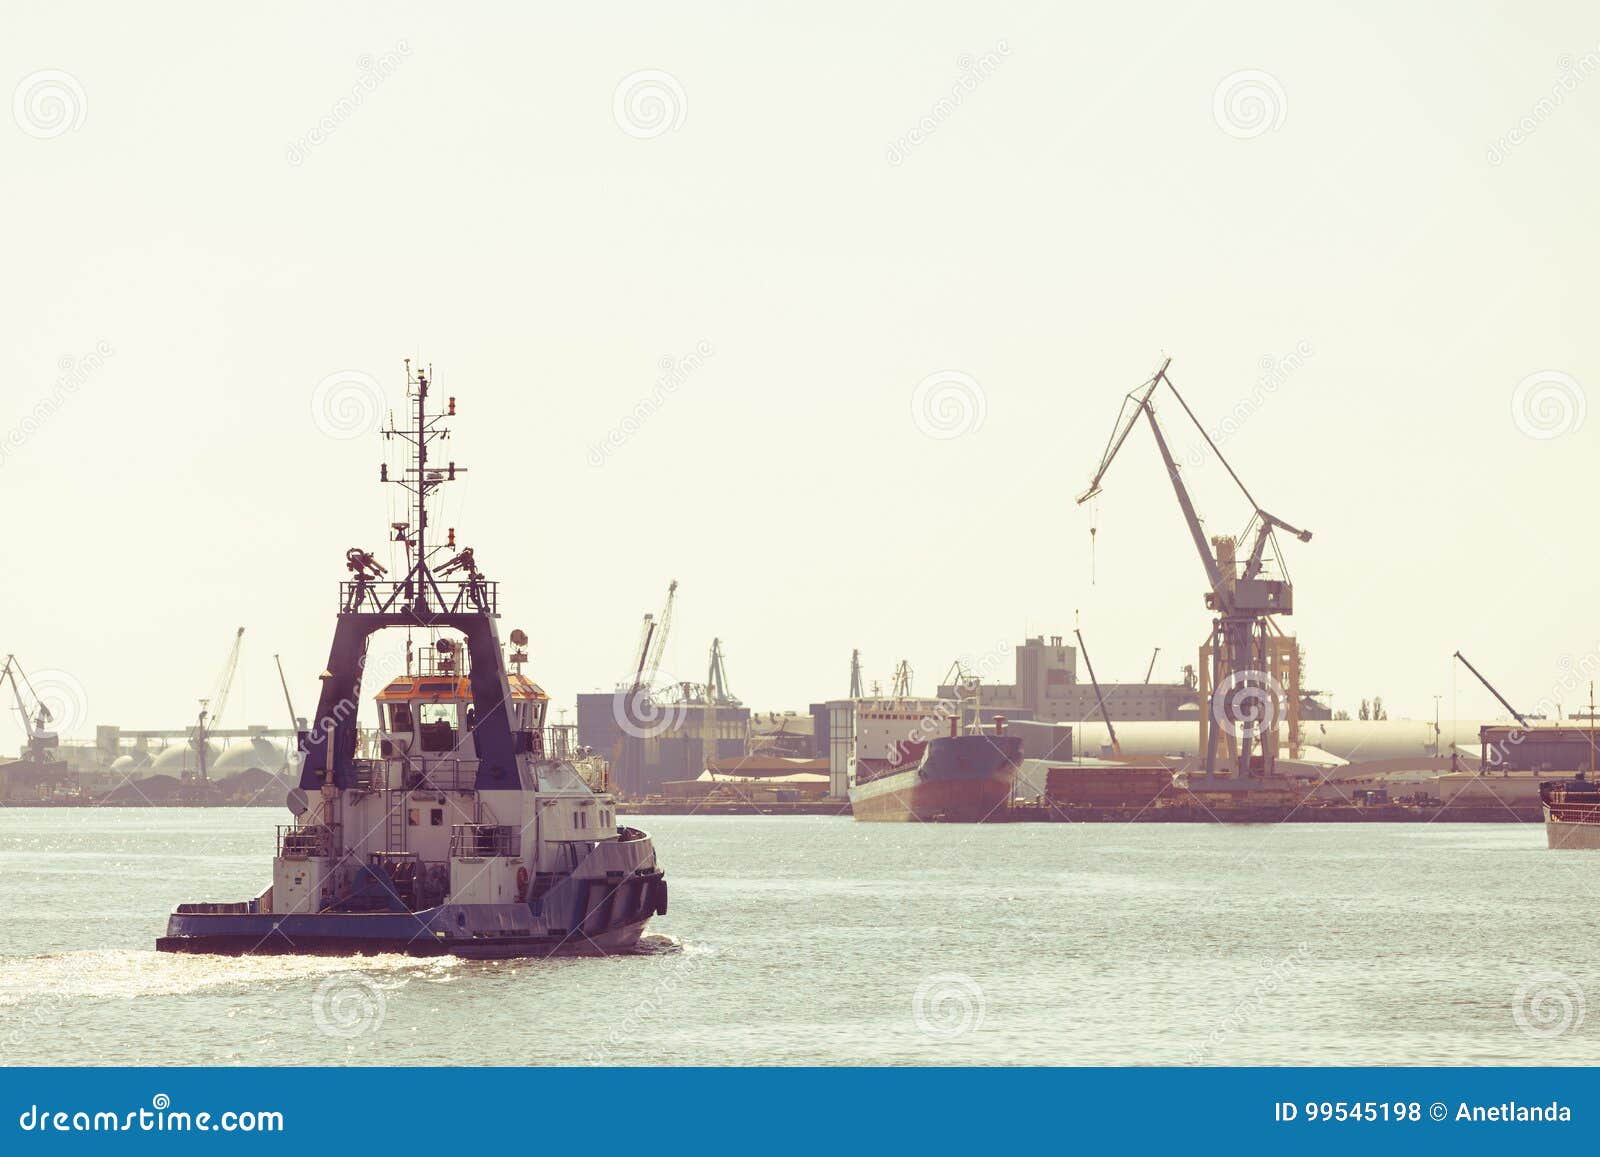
[701,637,739,773]
[645,579,678,691]
[192,627,245,782]
[621,581,678,692]
[1077,358,1312,782]
[0,656,61,763]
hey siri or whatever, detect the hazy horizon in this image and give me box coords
[3,2,1597,742]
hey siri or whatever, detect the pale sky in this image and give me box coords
[3,2,1597,741]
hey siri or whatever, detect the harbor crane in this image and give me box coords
[192,627,245,782]
[890,660,913,700]
[849,649,864,699]
[0,655,61,763]
[645,579,678,691]
[622,580,678,695]
[699,637,739,773]
[1078,358,1312,781]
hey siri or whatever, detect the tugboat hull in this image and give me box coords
[849,735,1021,822]
[157,870,668,958]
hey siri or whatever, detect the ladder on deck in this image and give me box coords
[386,789,406,853]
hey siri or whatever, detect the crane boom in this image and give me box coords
[207,627,246,727]
[1074,629,1122,757]
[274,653,300,731]
[1453,650,1530,728]
[643,579,677,688]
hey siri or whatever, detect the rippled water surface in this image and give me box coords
[2,809,1598,1065]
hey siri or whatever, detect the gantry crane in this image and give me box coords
[192,627,245,782]
[1077,358,1311,781]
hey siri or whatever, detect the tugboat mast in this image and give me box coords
[381,360,469,618]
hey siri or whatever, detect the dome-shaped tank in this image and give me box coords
[211,737,290,778]
[108,751,153,778]
[148,741,222,779]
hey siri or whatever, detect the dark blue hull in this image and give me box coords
[157,870,667,958]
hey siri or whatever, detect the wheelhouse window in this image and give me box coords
[419,702,459,752]
[389,703,414,731]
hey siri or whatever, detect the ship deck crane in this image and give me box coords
[1077,358,1312,781]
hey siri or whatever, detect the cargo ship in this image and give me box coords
[849,716,1022,822]
[157,360,667,956]
[1540,774,1600,849]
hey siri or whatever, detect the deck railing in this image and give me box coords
[449,823,520,858]
[277,824,334,859]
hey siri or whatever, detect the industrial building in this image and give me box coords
[575,691,750,796]
[937,635,1200,722]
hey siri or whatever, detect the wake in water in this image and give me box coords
[0,936,692,1010]
[0,950,458,1007]
[620,933,684,956]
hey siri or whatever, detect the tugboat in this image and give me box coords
[157,361,667,956]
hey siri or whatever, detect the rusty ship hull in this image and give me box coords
[849,734,1021,823]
